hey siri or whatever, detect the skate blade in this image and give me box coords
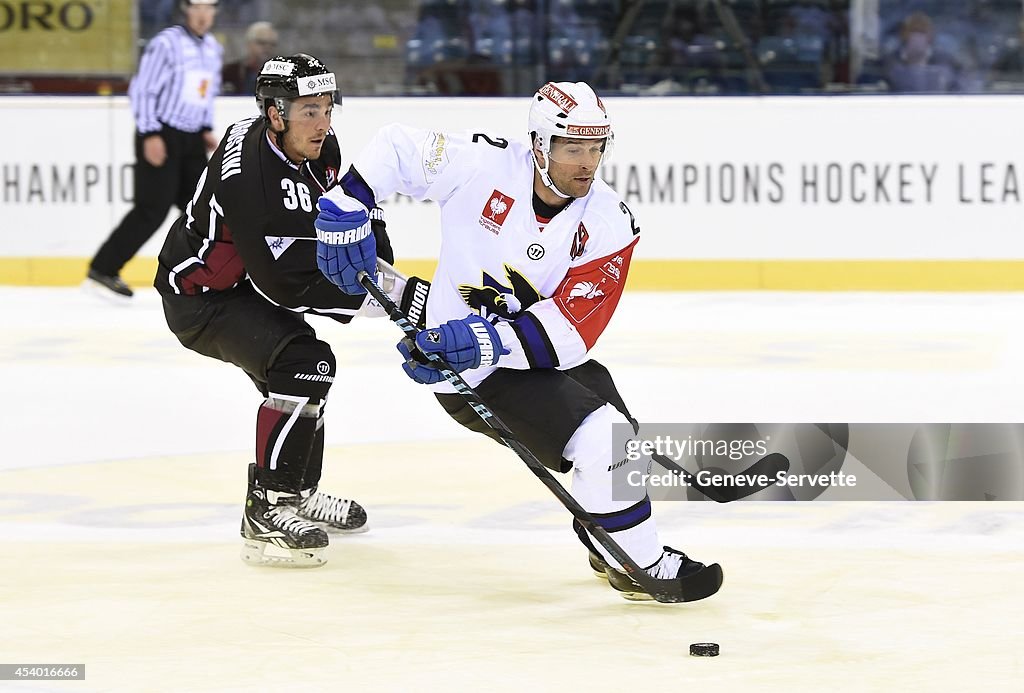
[81,279,132,305]
[589,553,610,580]
[603,568,654,600]
[240,539,327,568]
[616,586,655,602]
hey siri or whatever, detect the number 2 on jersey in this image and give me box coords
[281,179,313,211]
[472,133,509,149]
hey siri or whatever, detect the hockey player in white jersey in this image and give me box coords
[314,82,722,601]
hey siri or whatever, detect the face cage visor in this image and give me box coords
[544,133,615,167]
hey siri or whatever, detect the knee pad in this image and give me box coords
[262,396,321,418]
[563,403,632,474]
[267,335,335,402]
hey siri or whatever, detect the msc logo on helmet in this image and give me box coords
[260,60,294,76]
[298,73,337,95]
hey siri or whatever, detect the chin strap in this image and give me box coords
[532,148,571,200]
[268,125,307,168]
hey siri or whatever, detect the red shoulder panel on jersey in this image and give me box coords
[553,237,639,349]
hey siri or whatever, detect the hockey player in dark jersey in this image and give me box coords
[155,54,427,567]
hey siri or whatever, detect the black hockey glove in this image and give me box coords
[369,206,394,266]
[399,276,430,331]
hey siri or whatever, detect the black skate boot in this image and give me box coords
[240,465,328,568]
[84,268,134,300]
[604,546,723,602]
[296,486,368,534]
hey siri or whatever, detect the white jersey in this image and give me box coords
[354,124,640,391]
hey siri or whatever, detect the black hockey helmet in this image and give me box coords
[255,54,341,119]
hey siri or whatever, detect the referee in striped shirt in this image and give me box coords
[86,0,223,299]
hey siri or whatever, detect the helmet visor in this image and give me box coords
[546,134,615,167]
[275,91,341,121]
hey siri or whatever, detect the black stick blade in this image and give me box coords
[650,562,724,603]
[705,452,791,503]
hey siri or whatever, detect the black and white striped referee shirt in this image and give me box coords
[128,25,223,136]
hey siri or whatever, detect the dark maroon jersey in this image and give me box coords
[155,115,365,322]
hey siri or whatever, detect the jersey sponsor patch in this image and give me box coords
[265,236,297,260]
[602,255,624,280]
[554,239,638,349]
[558,272,612,328]
[479,190,515,235]
[422,132,450,184]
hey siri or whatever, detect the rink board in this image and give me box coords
[3,95,1024,289]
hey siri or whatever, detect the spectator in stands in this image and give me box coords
[222,21,279,95]
[883,11,960,93]
[991,18,1024,83]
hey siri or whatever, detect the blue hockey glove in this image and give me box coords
[315,192,375,295]
[396,314,509,385]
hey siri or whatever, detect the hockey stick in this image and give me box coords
[650,452,791,503]
[357,269,721,603]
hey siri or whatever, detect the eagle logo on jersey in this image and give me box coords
[459,264,542,321]
[479,190,515,235]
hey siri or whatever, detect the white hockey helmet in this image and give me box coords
[528,81,614,198]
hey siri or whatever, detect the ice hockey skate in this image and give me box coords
[589,550,609,578]
[240,468,328,568]
[83,269,133,301]
[296,487,368,534]
[595,547,724,603]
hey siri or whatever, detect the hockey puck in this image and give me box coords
[689,642,719,657]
